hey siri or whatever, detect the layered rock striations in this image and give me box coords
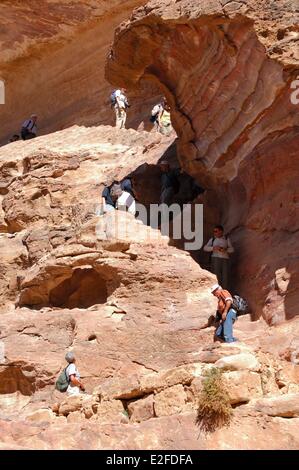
[0,0,151,144]
[106,0,299,324]
[0,125,299,449]
[0,0,299,451]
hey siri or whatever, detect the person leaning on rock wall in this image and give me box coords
[203,225,234,290]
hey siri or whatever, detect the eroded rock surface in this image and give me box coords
[0,0,155,144]
[106,0,299,325]
[0,124,298,449]
[0,0,298,451]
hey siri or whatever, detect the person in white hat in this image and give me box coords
[210,284,237,343]
[21,114,38,140]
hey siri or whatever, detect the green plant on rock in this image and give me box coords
[196,367,232,433]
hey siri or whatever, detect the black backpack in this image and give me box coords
[110,90,117,107]
[232,295,249,316]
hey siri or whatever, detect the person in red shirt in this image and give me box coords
[211,283,237,343]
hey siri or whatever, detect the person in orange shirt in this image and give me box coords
[211,284,237,343]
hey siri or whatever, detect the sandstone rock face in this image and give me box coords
[0,0,298,450]
[106,0,299,325]
[0,125,298,448]
[223,371,262,404]
[215,353,261,372]
[254,394,299,417]
[128,395,154,423]
[0,0,157,144]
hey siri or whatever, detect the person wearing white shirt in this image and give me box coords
[21,114,38,140]
[116,189,136,215]
[114,88,129,129]
[204,225,234,289]
[64,352,85,397]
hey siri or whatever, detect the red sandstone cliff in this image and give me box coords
[106,0,299,325]
[0,0,298,451]
[0,0,150,143]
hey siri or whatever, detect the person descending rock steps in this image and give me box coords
[157,102,172,135]
[21,114,38,140]
[211,284,238,343]
[111,88,130,129]
[150,97,166,130]
[203,225,234,290]
[159,161,181,205]
[55,352,85,396]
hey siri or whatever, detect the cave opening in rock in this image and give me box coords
[128,141,205,226]
[49,267,108,309]
[124,142,234,289]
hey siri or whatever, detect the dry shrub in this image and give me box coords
[196,367,232,433]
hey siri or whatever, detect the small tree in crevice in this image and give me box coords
[196,367,232,433]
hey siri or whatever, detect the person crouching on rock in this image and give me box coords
[65,352,85,396]
[101,178,136,215]
[211,284,237,343]
[21,114,38,140]
[113,184,136,215]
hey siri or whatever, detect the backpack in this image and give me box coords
[110,90,117,107]
[150,104,162,123]
[232,295,249,316]
[55,365,71,392]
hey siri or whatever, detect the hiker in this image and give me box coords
[211,284,237,343]
[159,161,181,205]
[102,180,118,213]
[8,134,20,143]
[21,114,38,140]
[102,178,136,213]
[203,225,234,290]
[121,177,135,198]
[157,102,172,135]
[115,184,136,215]
[65,352,85,396]
[111,88,130,129]
[150,97,166,130]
